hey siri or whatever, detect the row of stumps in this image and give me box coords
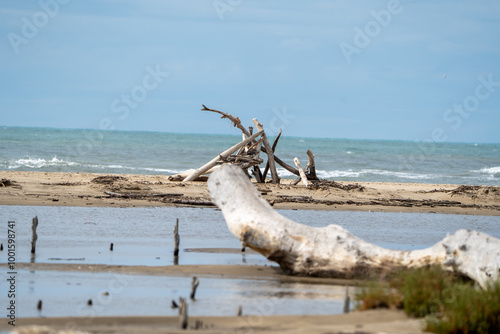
[0,217,352,329]
[171,276,200,329]
[0,217,39,255]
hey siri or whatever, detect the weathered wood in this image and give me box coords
[190,277,199,300]
[343,286,350,314]
[168,167,218,181]
[31,216,39,254]
[252,119,280,184]
[294,157,310,187]
[274,155,300,176]
[262,129,282,181]
[202,105,252,138]
[178,297,188,329]
[103,190,183,198]
[183,130,263,182]
[208,165,500,289]
[174,218,180,257]
[306,149,319,180]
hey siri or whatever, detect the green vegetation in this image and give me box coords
[354,266,500,334]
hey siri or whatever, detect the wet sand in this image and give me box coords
[1,170,500,215]
[8,310,424,334]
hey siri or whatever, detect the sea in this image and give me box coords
[1,126,499,186]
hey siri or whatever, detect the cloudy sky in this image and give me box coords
[1,0,499,143]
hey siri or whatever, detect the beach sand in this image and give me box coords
[1,170,499,215]
[2,170,499,333]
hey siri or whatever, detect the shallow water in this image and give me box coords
[1,206,499,318]
[12,269,348,318]
[1,206,499,266]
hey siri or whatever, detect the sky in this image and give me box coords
[1,0,500,143]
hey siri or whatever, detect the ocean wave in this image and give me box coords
[473,166,500,175]
[7,156,79,169]
[317,169,434,180]
[275,167,435,180]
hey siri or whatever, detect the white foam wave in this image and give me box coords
[474,166,500,175]
[275,167,434,180]
[317,169,434,180]
[8,156,79,169]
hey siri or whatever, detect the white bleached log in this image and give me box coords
[293,157,309,187]
[208,164,500,288]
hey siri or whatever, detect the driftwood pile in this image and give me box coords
[169,105,320,185]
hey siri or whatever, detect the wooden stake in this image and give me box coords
[31,216,39,254]
[252,119,279,184]
[37,300,42,311]
[183,130,263,182]
[179,297,188,329]
[110,243,114,251]
[174,218,180,258]
[0,243,3,251]
[190,277,199,300]
[238,305,243,316]
[294,157,309,187]
[343,285,350,314]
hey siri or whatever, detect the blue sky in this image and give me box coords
[1,0,499,143]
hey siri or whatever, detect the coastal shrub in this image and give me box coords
[354,277,403,311]
[426,279,500,334]
[354,266,500,334]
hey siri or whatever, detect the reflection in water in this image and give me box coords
[15,270,352,318]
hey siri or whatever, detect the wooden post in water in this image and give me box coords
[190,277,199,300]
[31,216,39,254]
[179,297,188,329]
[174,218,180,265]
[110,243,114,251]
[343,285,350,314]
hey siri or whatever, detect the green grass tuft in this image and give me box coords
[354,266,500,334]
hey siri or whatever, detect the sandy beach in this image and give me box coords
[1,170,499,215]
[2,170,499,334]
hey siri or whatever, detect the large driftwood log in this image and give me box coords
[208,165,500,288]
[183,130,263,182]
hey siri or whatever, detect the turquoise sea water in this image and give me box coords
[1,126,499,185]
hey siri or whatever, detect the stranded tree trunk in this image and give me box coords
[208,164,500,289]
